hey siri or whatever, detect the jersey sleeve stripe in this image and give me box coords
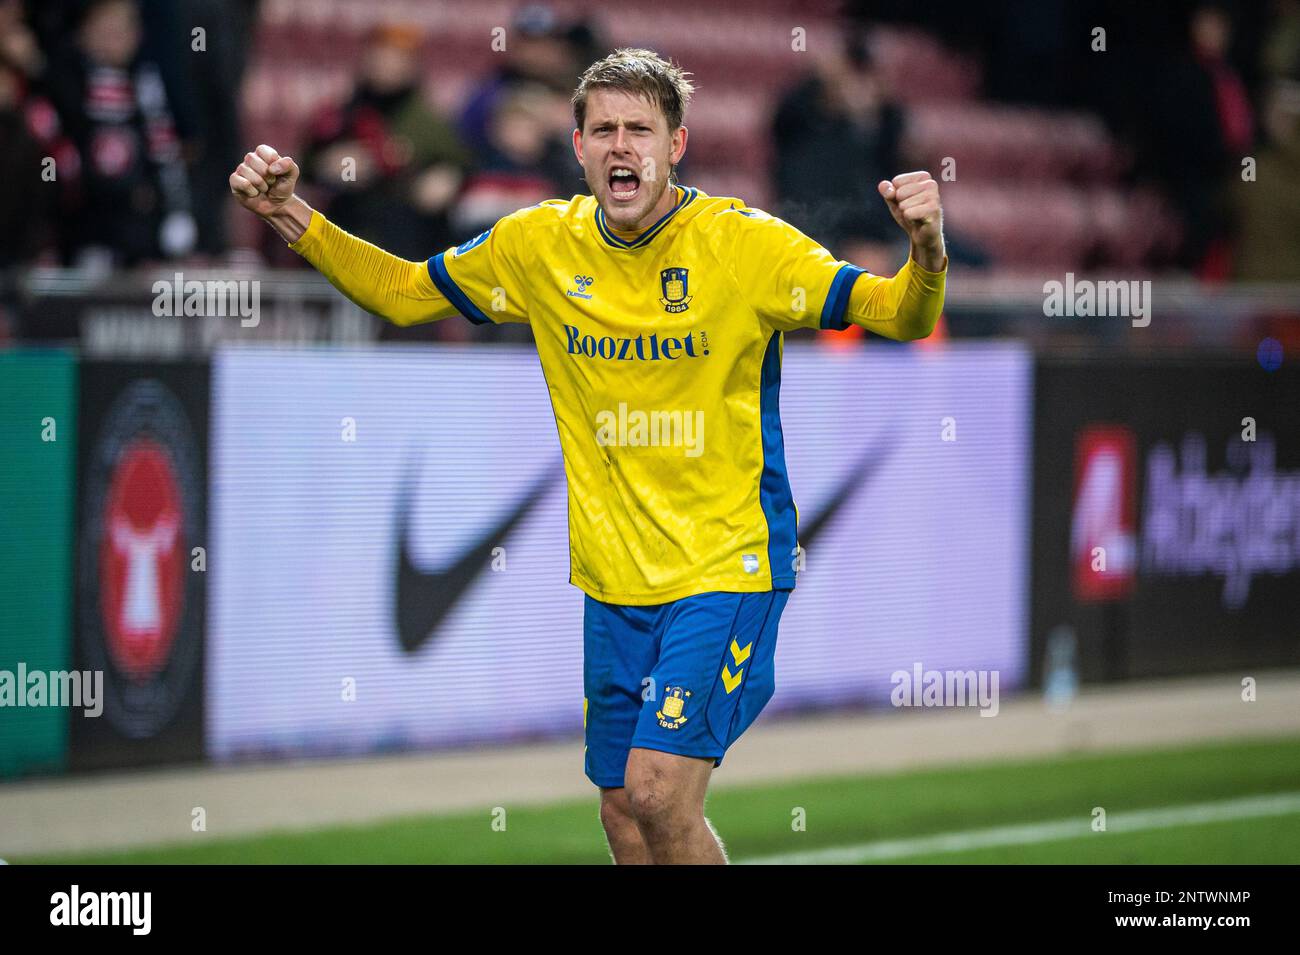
[818,263,866,330]
[427,252,494,325]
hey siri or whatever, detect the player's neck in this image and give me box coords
[605,185,682,239]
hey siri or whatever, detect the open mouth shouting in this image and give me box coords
[608,165,641,203]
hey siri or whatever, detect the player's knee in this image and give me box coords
[599,789,637,835]
[626,781,671,832]
[626,776,696,839]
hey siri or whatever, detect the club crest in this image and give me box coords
[656,685,691,729]
[659,267,693,313]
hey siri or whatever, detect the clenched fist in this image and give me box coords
[877,171,946,272]
[230,144,312,243]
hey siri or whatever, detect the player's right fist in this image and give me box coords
[229,144,300,218]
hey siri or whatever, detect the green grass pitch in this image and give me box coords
[14,735,1300,864]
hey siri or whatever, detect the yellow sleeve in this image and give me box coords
[427,212,531,325]
[844,256,948,341]
[289,210,458,327]
[730,207,946,339]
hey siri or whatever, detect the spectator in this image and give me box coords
[1194,5,1255,158]
[1,0,41,81]
[0,0,65,266]
[452,86,576,237]
[0,61,42,266]
[1148,4,1254,278]
[457,4,583,155]
[1234,80,1300,281]
[176,0,261,259]
[1263,0,1300,81]
[44,0,195,268]
[772,30,903,249]
[301,23,469,261]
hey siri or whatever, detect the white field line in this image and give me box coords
[741,791,1300,865]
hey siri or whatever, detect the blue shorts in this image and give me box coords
[583,589,789,789]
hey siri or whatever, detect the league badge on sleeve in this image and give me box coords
[455,229,492,257]
[659,267,693,313]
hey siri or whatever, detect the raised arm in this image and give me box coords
[844,170,949,341]
[877,170,947,273]
[229,144,456,327]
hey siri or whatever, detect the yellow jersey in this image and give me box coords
[290,186,947,604]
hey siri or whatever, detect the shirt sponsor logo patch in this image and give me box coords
[563,324,705,361]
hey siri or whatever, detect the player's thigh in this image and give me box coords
[583,596,658,788]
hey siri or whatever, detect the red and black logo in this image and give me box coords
[80,379,202,741]
[1069,425,1138,602]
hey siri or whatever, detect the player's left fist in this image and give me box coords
[877,171,946,270]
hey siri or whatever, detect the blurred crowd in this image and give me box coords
[294,5,598,264]
[0,0,256,271]
[0,0,607,274]
[876,0,1300,281]
[1,0,1297,287]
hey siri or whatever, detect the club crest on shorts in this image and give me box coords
[659,267,693,313]
[656,685,692,729]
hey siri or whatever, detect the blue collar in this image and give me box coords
[595,186,697,249]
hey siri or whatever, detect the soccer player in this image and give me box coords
[230,48,947,864]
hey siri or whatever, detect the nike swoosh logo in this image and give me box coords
[796,430,901,554]
[395,427,893,651]
[395,457,563,653]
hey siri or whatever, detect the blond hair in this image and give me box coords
[572,48,694,131]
